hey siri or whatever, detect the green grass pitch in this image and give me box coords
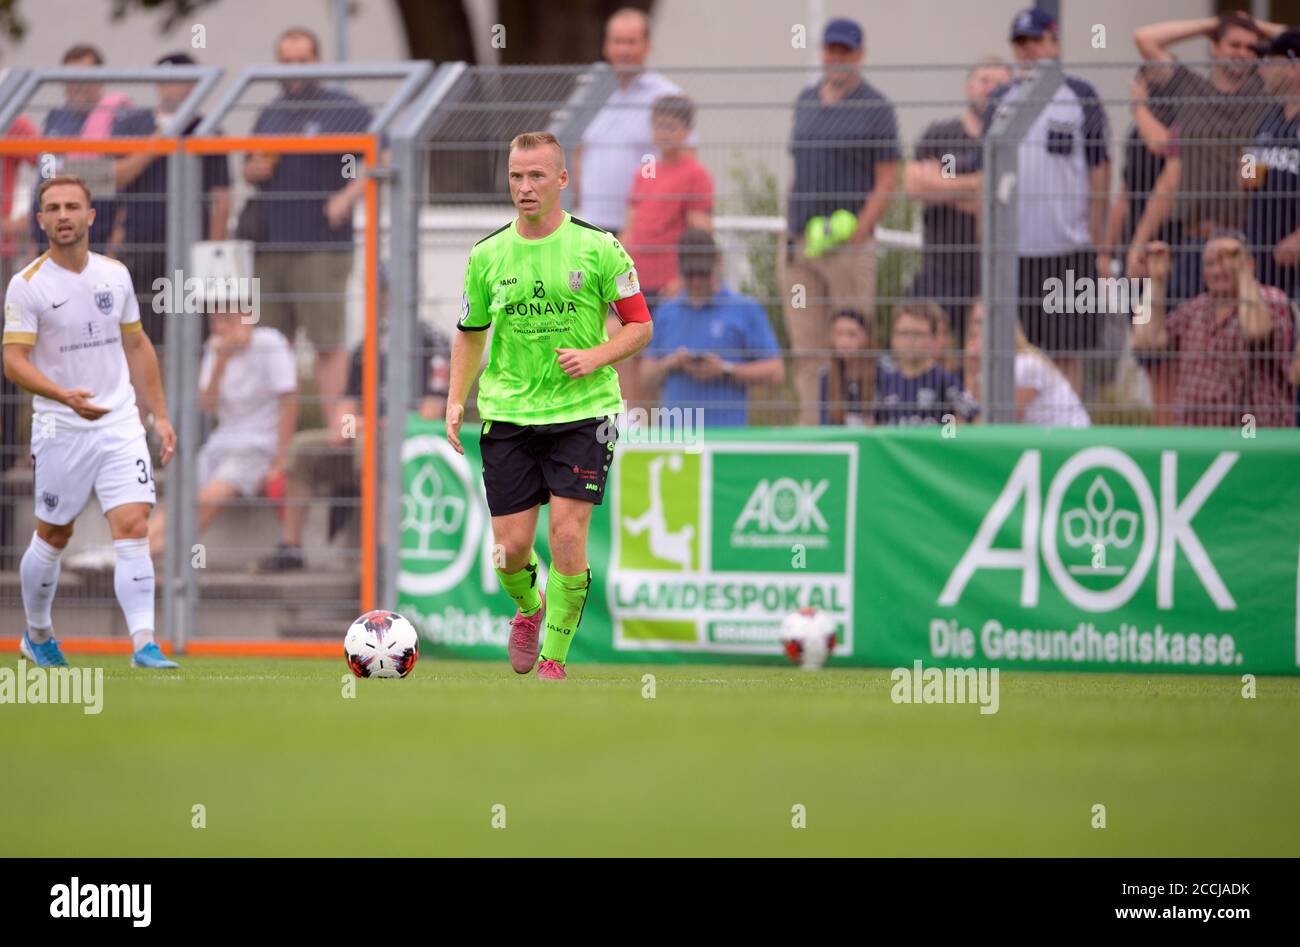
[2,655,1298,856]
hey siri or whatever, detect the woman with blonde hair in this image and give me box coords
[965,303,1090,426]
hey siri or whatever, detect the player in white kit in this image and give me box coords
[2,175,179,669]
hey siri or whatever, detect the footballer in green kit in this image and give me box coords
[447,131,653,680]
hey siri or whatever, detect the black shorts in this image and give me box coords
[480,416,617,517]
[1018,250,1104,353]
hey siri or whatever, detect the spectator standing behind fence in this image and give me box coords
[111,53,231,358]
[1105,66,1178,280]
[640,228,783,427]
[573,7,683,235]
[965,302,1090,427]
[257,280,450,574]
[1244,30,1300,303]
[1133,235,1295,428]
[1130,12,1287,302]
[983,8,1110,399]
[782,16,899,427]
[147,305,298,560]
[904,57,1011,349]
[36,45,129,254]
[242,27,372,428]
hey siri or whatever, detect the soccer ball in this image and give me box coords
[780,607,838,670]
[344,609,420,679]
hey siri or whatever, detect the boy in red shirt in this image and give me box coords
[619,95,713,408]
[621,94,714,306]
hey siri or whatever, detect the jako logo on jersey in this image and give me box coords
[49,877,151,927]
[498,277,517,285]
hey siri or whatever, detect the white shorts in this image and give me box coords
[31,419,155,526]
[198,440,274,497]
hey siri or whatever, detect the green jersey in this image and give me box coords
[458,212,641,425]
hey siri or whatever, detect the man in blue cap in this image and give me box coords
[781,16,900,425]
[981,7,1112,398]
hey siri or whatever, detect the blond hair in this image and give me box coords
[508,131,565,169]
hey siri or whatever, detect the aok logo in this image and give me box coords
[734,478,830,534]
[940,447,1238,612]
[398,436,484,597]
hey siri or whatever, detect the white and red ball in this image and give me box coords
[780,607,838,669]
[344,609,420,679]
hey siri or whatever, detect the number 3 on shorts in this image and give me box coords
[136,458,154,486]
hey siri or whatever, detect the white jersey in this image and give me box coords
[198,327,297,454]
[3,250,143,433]
[1015,352,1090,427]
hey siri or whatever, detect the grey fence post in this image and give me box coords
[0,69,30,117]
[172,148,204,651]
[982,61,1063,423]
[165,73,222,654]
[384,62,466,609]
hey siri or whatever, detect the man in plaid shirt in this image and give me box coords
[1134,231,1296,427]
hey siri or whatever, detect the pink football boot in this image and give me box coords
[536,659,567,681]
[508,592,544,674]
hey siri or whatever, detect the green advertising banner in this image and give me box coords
[399,418,1300,675]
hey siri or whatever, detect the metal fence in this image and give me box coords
[2,57,1298,648]
[392,60,1299,440]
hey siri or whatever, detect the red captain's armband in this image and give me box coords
[612,292,652,325]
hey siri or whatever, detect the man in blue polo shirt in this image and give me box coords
[243,27,372,425]
[780,16,900,426]
[641,229,784,427]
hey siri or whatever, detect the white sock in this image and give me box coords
[21,532,62,640]
[113,537,156,649]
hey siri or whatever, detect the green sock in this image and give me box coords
[496,550,541,617]
[540,565,591,665]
